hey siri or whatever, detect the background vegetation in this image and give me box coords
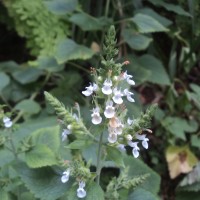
[0,0,200,200]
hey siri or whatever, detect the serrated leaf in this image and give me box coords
[69,13,109,31]
[66,140,93,150]
[106,146,125,168]
[0,72,10,92]
[0,149,15,167]
[14,99,41,115]
[122,29,152,50]
[124,155,160,194]
[128,188,159,200]
[147,0,191,16]
[44,0,77,15]
[138,54,170,85]
[16,163,72,200]
[25,145,58,168]
[55,39,94,64]
[132,14,169,33]
[68,182,104,200]
[31,126,60,152]
[161,117,198,140]
[166,146,198,179]
[12,67,43,84]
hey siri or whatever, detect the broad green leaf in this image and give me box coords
[128,188,159,200]
[32,56,65,72]
[0,149,15,167]
[0,61,19,73]
[16,162,72,200]
[0,72,10,92]
[132,14,169,33]
[191,135,200,148]
[0,189,9,200]
[69,13,109,31]
[31,126,60,151]
[138,54,170,85]
[44,0,77,15]
[147,0,191,17]
[106,146,125,168]
[136,8,173,27]
[161,117,198,140]
[124,155,160,194]
[166,146,198,179]
[12,67,43,84]
[25,144,58,168]
[20,192,36,200]
[14,99,41,115]
[66,140,93,150]
[68,182,104,200]
[122,29,152,50]
[55,39,94,64]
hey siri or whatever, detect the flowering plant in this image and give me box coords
[44,26,157,199]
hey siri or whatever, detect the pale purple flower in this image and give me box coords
[124,89,135,102]
[128,141,140,158]
[3,117,12,128]
[77,181,86,198]
[102,79,112,95]
[112,88,123,104]
[136,133,149,149]
[61,128,71,141]
[104,101,115,118]
[123,71,135,85]
[108,133,118,143]
[61,169,70,183]
[82,83,98,96]
[117,144,126,152]
[91,107,102,125]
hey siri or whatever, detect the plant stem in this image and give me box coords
[96,131,104,185]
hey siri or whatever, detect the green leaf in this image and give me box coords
[55,39,94,64]
[44,0,78,15]
[122,29,152,50]
[31,126,60,152]
[68,182,104,200]
[69,13,109,31]
[16,162,72,200]
[12,67,43,84]
[0,149,15,167]
[161,117,198,140]
[128,188,159,200]
[124,155,160,194]
[14,99,41,115]
[25,144,58,168]
[0,72,10,92]
[20,192,36,200]
[33,56,65,72]
[136,8,173,27]
[66,140,93,150]
[191,135,200,148]
[176,191,200,200]
[106,146,125,168]
[0,189,9,200]
[138,54,170,85]
[132,14,169,33]
[147,0,191,17]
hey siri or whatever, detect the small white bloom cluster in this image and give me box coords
[82,65,150,158]
[61,169,86,199]
[3,117,12,128]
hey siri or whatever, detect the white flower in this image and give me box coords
[124,89,135,102]
[61,169,70,183]
[61,129,71,141]
[77,181,86,199]
[102,79,112,95]
[136,134,149,149]
[3,117,12,128]
[108,133,118,143]
[123,71,135,85]
[128,141,140,158]
[91,107,102,125]
[82,83,98,96]
[115,122,124,135]
[127,118,133,126]
[104,101,115,118]
[112,88,123,104]
[117,144,126,152]
[126,134,132,141]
